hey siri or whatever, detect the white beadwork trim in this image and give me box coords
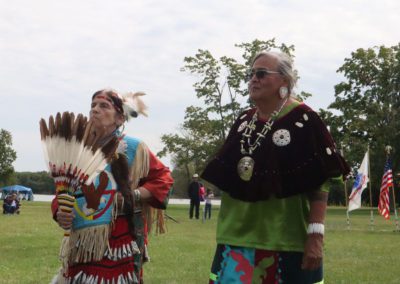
[307,223,325,235]
[295,122,304,128]
[237,121,248,132]
[326,147,332,155]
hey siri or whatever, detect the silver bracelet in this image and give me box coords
[133,189,141,202]
[307,223,325,235]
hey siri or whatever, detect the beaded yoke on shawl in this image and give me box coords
[202,104,350,202]
[66,135,150,265]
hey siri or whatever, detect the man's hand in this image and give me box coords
[301,233,323,270]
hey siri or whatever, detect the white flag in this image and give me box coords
[348,151,369,212]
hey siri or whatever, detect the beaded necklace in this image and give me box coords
[240,97,288,155]
[237,97,288,181]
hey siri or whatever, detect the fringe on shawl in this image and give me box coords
[66,193,118,265]
[55,198,117,284]
[59,232,71,262]
[68,224,110,262]
[53,194,132,284]
[154,208,167,235]
[143,206,167,236]
[129,142,167,234]
[129,141,150,189]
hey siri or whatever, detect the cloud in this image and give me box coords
[0,0,399,171]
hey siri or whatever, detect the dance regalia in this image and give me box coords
[51,135,173,284]
[204,102,350,284]
[202,103,350,202]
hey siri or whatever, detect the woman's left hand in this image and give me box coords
[116,192,124,212]
[115,188,151,212]
[301,233,323,270]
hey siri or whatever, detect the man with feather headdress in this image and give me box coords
[49,89,173,283]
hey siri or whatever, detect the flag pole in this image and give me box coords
[391,184,399,231]
[386,146,400,232]
[367,146,374,230]
[341,145,351,230]
[345,181,351,230]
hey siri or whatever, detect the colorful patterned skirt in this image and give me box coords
[62,216,145,284]
[209,244,323,284]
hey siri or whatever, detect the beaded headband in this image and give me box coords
[92,91,124,114]
[92,89,148,121]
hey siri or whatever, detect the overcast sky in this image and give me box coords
[1,0,399,172]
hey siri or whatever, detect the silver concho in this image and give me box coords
[237,121,248,132]
[237,156,255,181]
[272,129,291,146]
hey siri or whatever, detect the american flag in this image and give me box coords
[378,158,393,220]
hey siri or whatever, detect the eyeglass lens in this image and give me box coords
[246,69,280,81]
[246,70,267,81]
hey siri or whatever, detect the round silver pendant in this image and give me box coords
[237,156,255,181]
[272,129,291,147]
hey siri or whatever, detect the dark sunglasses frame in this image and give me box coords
[246,68,281,81]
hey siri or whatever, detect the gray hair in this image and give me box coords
[251,51,297,93]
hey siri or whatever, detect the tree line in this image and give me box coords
[0,129,54,194]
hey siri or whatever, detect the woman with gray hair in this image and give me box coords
[202,51,349,283]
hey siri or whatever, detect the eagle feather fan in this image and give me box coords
[39,111,118,270]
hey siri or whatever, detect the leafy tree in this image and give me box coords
[159,39,311,187]
[321,44,400,206]
[0,129,17,186]
[14,171,54,194]
[169,166,191,198]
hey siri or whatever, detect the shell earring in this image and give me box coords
[119,123,125,133]
[279,86,289,99]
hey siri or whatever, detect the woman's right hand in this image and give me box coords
[56,210,75,230]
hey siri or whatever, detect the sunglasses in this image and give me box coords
[245,69,281,81]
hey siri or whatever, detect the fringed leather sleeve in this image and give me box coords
[129,141,173,209]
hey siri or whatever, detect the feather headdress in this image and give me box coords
[121,91,148,120]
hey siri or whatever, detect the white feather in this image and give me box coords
[121,92,148,120]
[41,140,49,170]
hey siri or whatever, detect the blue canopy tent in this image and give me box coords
[0,185,34,201]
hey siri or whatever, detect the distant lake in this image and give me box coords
[33,195,220,205]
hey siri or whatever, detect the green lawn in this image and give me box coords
[1,202,399,283]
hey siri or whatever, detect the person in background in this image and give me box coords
[11,193,20,214]
[204,189,214,220]
[3,193,20,214]
[202,51,350,283]
[188,173,203,219]
[51,89,173,283]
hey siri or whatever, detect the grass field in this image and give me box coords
[1,202,400,283]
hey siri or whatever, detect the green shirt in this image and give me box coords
[216,193,310,252]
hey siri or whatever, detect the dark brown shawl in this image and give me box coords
[201,104,350,202]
